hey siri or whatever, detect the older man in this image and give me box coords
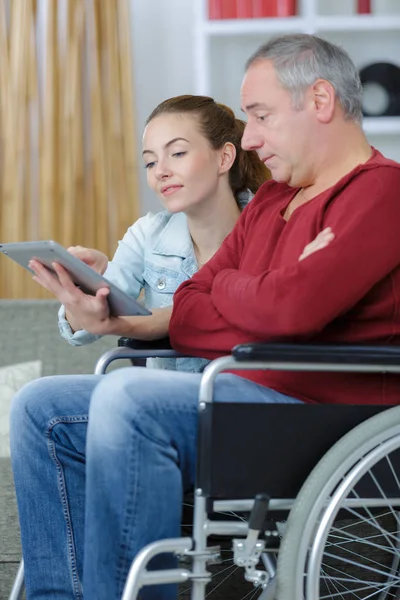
[172,34,400,406]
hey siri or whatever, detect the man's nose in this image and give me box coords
[241,123,263,152]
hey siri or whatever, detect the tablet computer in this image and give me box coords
[0,240,151,317]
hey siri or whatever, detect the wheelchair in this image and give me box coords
[9,338,400,600]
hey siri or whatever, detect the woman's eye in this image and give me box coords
[144,161,156,169]
[257,115,267,122]
[173,151,186,158]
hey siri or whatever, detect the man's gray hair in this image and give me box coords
[246,34,363,122]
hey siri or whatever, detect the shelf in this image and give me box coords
[316,15,400,33]
[363,117,400,135]
[201,15,400,36]
[202,17,308,36]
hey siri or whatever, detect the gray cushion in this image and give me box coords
[0,300,119,375]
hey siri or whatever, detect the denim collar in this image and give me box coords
[152,212,192,259]
[151,190,252,270]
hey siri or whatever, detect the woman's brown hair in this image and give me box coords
[146,95,271,201]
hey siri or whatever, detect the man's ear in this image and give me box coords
[219,142,236,174]
[312,79,336,123]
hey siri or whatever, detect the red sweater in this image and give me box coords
[170,150,400,405]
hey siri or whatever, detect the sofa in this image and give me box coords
[0,300,126,599]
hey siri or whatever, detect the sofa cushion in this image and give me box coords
[0,299,123,376]
[0,361,42,458]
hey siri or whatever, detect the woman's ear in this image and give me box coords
[219,142,236,174]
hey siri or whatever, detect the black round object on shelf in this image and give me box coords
[359,62,400,117]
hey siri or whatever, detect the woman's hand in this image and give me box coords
[30,259,172,340]
[299,227,335,261]
[29,259,111,334]
[67,246,109,274]
[106,306,173,341]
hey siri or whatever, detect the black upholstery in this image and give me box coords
[233,342,400,366]
[118,336,174,351]
[197,403,391,501]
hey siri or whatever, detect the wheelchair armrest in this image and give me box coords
[232,342,400,367]
[94,337,183,375]
[118,336,173,350]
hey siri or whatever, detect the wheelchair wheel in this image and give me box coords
[277,405,400,600]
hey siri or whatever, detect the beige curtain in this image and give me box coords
[0,0,139,299]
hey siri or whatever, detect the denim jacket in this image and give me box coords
[58,192,251,372]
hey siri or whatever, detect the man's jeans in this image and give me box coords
[10,367,301,600]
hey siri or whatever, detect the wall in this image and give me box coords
[130,0,195,214]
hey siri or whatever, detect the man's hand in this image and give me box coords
[299,227,335,261]
[67,246,109,274]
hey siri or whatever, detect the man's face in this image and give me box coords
[240,59,314,187]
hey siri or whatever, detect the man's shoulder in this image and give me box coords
[346,149,400,193]
[355,148,400,185]
[368,148,400,171]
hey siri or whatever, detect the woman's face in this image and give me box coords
[142,113,226,214]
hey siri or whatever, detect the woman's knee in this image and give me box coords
[11,376,57,431]
[10,375,96,450]
[10,376,62,459]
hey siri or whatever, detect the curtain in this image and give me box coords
[0,0,139,298]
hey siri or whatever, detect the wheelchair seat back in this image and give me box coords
[197,403,392,501]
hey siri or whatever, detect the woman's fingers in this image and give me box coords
[29,260,64,294]
[51,262,81,293]
[95,287,110,302]
[67,246,91,262]
[29,260,82,304]
[67,246,108,274]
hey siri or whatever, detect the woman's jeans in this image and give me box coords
[10,367,301,600]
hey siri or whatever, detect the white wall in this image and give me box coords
[130,0,195,213]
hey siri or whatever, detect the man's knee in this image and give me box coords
[88,367,196,447]
[88,368,161,436]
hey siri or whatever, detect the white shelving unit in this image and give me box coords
[194,0,400,162]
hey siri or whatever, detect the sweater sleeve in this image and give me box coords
[170,203,265,356]
[211,167,400,339]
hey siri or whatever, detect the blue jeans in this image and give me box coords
[10,367,301,600]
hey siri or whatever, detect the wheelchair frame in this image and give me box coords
[9,340,400,600]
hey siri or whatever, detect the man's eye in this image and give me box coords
[257,115,267,122]
[173,152,187,158]
[144,161,156,169]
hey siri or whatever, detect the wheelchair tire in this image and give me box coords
[277,405,400,600]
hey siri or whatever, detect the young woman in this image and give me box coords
[31,95,270,372]
[10,95,270,600]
